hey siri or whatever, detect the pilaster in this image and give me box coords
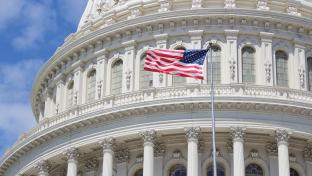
[123,40,136,93]
[225,30,239,84]
[188,30,203,84]
[293,43,307,90]
[154,34,168,87]
[73,62,85,105]
[260,32,274,86]
[95,50,107,99]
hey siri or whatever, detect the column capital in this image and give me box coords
[303,143,312,162]
[139,130,157,145]
[34,160,50,174]
[185,127,201,143]
[230,127,246,142]
[63,147,80,162]
[275,129,290,145]
[99,137,115,152]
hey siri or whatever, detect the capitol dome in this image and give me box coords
[2,0,312,175]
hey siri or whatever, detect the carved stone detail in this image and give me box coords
[115,146,130,163]
[227,139,233,153]
[257,0,269,10]
[84,158,98,171]
[264,61,272,83]
[172,150,183,159]
[287,4,301,16]
[249,149,260,159]
[125,70,132,90]
[299,67,305,89]
[303,143,312,162]
[266,142,278,156]
[73,91,78,105]
[99,137,115,151]
[34,160,50,173]
[210,148,223,157]
[159,0,171,12]
[63,147,80,161]
[185,127,201,142]
[97,80,103,98]
[154,142,166,157]
[135,154,144,163]
[230,127,245,142]
[128,8,142,20]
[140,130,157,144]
[229,59,236,81]
[224,0,235,8]
[289,153,297,163]
[275,129,290,145]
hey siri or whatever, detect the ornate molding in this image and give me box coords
[264,61,272,83]
[159,0,171,12]
[230,127,246,142]
[140,130,157,145]
[224,0,236,8]
[257,0,269,10]
[192,0,202,9]
[63,147,80,161]
[249,149,261,159]
[229,59,236,81]
[299,67,305,89]
[275,129,290,145]
[185,127,201,142]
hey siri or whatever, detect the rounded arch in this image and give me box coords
[164,158,187,176]
[245,158,269,176]
[290,162,306,176]
[86,67,96,77]
[67,80,74,89]
[202,157,230,176]
[128,163,143,176]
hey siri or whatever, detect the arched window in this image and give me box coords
[245,164,264,176]
[207,164,225,176]
[242,46,255,84]
[172,46,187,86]
[207,45,221,84]
[86,69,96,102]
[169,164,186,176]
[290,168,299,176]
[140,51,153,89]
[67,81,74,108]
[111,59,123,95]
[307,57,312,91]
[134,169,143,176]
[275,50,288,87]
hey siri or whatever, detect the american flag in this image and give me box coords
[144,48,208,80]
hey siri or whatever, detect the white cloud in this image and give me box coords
[12,1,57,49]
[0,0,25,30]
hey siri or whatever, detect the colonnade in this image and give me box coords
[33,128,291,176]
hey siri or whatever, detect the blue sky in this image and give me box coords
[0,0,88,158]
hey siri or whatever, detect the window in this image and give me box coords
[140,51,153,89]
[245,164,264,176]
[134,169,143,176]
[307,57,312,91]
[207,164,225,176]
[111,60,123,95]
[242,47,255,84]
[276,51,288,87]
[207,45,221,84]
[169,164,186,176]
[67,81,74,108]
[172,46,186,86]
[290,168,299,176]
[87,70,96,102]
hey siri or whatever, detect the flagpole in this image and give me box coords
[208,42,218,176]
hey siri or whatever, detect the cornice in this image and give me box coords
[32,8,312,121]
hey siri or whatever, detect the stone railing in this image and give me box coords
[3,84,312,163]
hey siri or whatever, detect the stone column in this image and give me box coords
[100,138,115,176]
[303,143,312,176]
[266,142,279,176]
[275,129,290,176]
[140,130,156,176]
[185,127,200,176]
[64,147,80,176]
[231,127,245,176]
[35,160,50,176]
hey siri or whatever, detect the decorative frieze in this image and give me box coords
[257,0,269,10]
[264,61,272,83]
[287,4,301,16]
[224,0,236,8]
[249,149,260,159]
[185,127,201,142]
[128,8,142,20]
[298,67,305,89]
